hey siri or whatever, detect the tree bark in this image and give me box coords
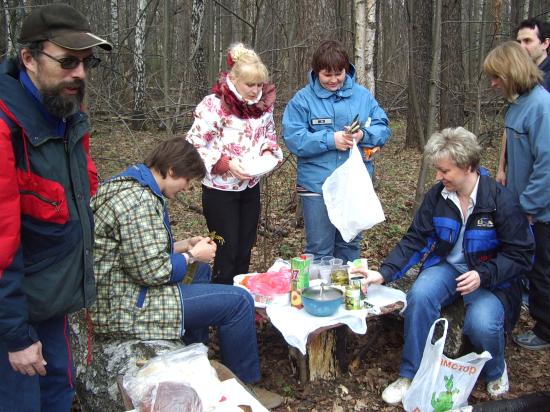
[405,0,433,149]
[132,0,147,130]
[191,0,207,104]
[440,0,465,129]
[413,0,442,213]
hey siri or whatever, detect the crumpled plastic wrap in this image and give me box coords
[123,343,222,411]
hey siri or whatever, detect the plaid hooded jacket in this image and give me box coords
[91,164,191,339]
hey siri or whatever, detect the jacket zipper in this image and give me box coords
[20,190,61,213]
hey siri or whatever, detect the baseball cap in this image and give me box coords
[19,4,112,51]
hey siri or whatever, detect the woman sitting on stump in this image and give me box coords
[352,127,534,403]
[91,138,282,409]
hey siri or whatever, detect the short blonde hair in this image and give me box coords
[483,41,543,102]
[228,43,268,83]
[424,127,481,171]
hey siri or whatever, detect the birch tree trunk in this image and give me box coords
[110,0,119,49]
[365,0,376,93]
[162,0,171,134]
[3,0,13,56]
[132,0,147,129]
[354,0,367,86]
[353,0,376,92]
[191,0,206,104]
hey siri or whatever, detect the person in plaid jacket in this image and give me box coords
[91,138,263,385]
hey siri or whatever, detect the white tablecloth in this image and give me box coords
[266,284,406,355]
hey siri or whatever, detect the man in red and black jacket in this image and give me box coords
[0,4,111,410]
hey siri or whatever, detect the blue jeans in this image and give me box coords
[400,262,506,382]
[301,194,361,262]
[180,263,260,383]
[0,316,75,412]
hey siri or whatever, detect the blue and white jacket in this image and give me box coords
[379,174,535,330]
[282,65,391,194]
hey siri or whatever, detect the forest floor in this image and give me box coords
[89,119,550,411]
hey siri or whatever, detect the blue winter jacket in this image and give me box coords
[282,65,391,194]
[504,85,550,223]
[379,174,535,331]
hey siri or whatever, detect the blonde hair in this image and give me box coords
[228,43,268,83]
[483,41,543,102]
[424,127,481,171]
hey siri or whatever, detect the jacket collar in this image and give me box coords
[0,58,85,145]
[539,55,550,72]
[118,164,165,200]
[472,173,497,212]
[308,64,357,99]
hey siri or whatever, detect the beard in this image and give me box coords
[42,80,86,119]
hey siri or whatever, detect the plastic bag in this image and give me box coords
[322,141,385,242]
[402,318,492,412]
[123,343,221,411]
[139,381,202,412]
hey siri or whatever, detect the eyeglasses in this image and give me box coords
[37,50,101,70]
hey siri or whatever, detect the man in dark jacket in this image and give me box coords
[352,128,534,404]
[516,18,550,91]
[0,4,111,410]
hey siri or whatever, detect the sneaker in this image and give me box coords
[382,377,411,405]
[513,330,550,350]
[487,363,509,398]
[248,385,284,410]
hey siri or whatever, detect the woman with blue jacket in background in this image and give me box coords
[282,40,391,262]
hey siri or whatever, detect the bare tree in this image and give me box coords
[132,0,147,129]
[2,0,13,56]
[190,0,207,103]
[354,0,376,91]
[440,0,465,129]
[406,0,433,148]
[413,0,442,212]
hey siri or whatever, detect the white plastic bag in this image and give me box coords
[322,141,385,242]
[123,343,221,411]
[402,318,492,412]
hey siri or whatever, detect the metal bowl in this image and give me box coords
[301,285,343,317]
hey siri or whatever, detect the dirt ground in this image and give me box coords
[250,308,550,411]
[87,121,550,411]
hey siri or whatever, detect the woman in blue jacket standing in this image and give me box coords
[282,40,391,262]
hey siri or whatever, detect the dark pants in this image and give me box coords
[529,222,550,342]
[202,184,261,284]
[0,316,75,412]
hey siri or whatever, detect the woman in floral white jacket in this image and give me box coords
[187,43,283,284]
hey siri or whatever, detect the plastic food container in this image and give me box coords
[233,274,290,308]
[301,285,343,317]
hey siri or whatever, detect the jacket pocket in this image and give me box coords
[17,169,69,224]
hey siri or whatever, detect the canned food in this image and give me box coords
[345,286,361,310]
[349,276,366,300]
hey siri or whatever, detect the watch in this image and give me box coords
[186,251,195,264]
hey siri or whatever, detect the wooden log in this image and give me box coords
[308,329,338,381]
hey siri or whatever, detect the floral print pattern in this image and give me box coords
[186,94,283,191]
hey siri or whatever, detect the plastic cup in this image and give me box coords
[330,258,343,266]
[319,265,332,284]
[320,256,334,266]
[309,259,320,280]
